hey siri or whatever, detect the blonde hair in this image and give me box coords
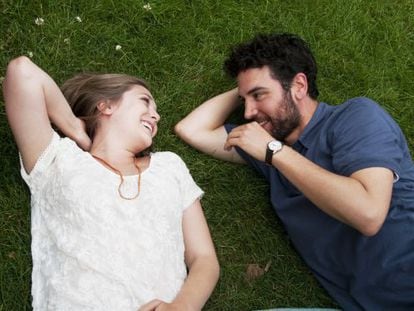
[61,73,149,139]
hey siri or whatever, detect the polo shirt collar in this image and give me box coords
[294,102,331,149]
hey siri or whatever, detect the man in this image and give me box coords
[175,33,414,309]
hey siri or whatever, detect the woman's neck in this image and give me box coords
[89,132,137,169]
[90,126,152,172]
[90,142,151,175]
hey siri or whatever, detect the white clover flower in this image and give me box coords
[115,45,122,51]
[27,51,33,58]
[64,38,70,44]
[35,17,44,26]
[143,3,152,11]
[75,16,82,22]
[0,76,4,84]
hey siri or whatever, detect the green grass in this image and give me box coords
[1,0,413,310]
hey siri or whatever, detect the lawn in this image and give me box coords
[1,1,413,310]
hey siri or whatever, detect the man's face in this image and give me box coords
[237,66,301,142]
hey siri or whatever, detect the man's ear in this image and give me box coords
[97,101,113,115]
[291,73,308,101]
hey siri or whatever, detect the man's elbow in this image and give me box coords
[174,121,187,140]
[358,211,387,237]
[174,121,199,147]
[174,121,191,143]
[360,223,381,237]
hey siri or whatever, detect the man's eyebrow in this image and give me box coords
[246,87,266,96]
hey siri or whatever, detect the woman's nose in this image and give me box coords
[151,109,160,122]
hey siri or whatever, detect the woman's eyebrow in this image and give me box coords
[142,94,157,110]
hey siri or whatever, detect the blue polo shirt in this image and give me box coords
[225,97,414,310]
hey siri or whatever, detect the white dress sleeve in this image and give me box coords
[167,152,204,210]
[19,131,61,190]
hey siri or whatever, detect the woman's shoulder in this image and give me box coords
[54,134,89,159]
[151,151,189,171]
[20,131,90,185]
[152,151,183,162]
[36,132,92,173]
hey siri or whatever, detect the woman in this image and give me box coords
[4,56,219,311]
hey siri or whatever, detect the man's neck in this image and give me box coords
[285,98,319,146]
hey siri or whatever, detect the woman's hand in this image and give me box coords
[138,299,189,311]
[67,118,92,151]
[138,299,163,311]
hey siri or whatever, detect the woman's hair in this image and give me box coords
[61,73,149,139]
[224,33,319,99]
[61,73,152,156]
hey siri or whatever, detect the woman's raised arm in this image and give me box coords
[3,56,91,173]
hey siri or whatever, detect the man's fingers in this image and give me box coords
[224,129,242,150]
[224,121,274,161]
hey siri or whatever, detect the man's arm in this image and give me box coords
[225,121,394,237]
[174,88,245,164]
[175,88,393,236]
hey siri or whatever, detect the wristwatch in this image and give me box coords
[265,140,283,165]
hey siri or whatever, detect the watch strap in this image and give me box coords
[265,146,274,165]
[265,140,283,165]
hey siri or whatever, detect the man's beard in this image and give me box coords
[270,91,301,142]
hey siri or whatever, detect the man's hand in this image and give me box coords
[224,121,274,162]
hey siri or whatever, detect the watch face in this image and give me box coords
[268,140,282,151]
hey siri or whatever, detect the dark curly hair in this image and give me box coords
[224,33,319,99]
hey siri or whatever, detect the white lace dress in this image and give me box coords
[21,132,203,311]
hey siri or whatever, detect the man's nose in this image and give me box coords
[244,100,258,120]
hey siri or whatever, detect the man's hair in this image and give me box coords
[224,33,319,99]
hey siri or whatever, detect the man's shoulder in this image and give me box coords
[327,97,387,124]
[335,97,382,113]
[315,97,398,142]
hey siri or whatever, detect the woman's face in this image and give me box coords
[109,85,160,151]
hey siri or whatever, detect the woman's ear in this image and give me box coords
[97,101,113,115]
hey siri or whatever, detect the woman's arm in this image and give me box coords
[171,199,220,310]
[3,56,91,173]
[139,200,219,311]
[175,88,245,163]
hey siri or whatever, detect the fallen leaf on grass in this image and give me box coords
[8,251,16,259]
[246,260,272,281]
